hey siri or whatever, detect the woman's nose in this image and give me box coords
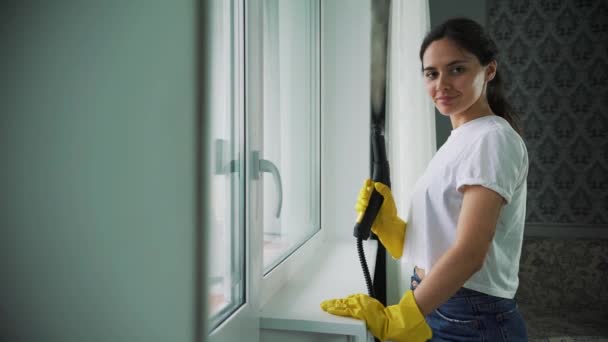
[435,74,450,91]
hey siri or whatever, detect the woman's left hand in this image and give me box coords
[320,290,432,342]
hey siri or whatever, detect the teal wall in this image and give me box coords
[0,2,199,341]
[428,0,487,148]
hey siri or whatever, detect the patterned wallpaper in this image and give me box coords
[487,0,608,225]
[517,238,608,338]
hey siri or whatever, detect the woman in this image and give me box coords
[321,17,529,342]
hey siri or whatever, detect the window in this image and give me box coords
[207,0,245,331]
[261,0,321,274]
[206,0,321,339]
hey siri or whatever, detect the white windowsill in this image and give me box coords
[259,239,378,341]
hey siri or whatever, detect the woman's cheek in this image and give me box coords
[472,74,485,95]
[426,82,436,100]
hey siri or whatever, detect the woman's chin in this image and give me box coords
[436,103,465,117]
[436,107,453,116]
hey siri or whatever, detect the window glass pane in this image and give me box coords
[207,0,244,330]
[262,0,320,273]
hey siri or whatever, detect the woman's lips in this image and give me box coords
[436,96,456,105]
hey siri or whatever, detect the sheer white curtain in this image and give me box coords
[385,0,437,301]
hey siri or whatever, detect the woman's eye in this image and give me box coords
[451,66,465,74]
[425,71,437,79]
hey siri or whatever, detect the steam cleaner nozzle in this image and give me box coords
[353,129,391,240]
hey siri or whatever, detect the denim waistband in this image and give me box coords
[410,267,515,310]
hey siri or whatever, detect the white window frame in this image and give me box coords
[208,0,324,340]
[248,0,325,310]
[208,0,259,341]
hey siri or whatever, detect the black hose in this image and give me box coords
[356,237,375,299]
[357,237,381,342]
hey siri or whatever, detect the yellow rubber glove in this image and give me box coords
[355,179,406,259]
[320,290,432,342]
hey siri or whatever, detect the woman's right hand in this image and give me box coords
[355,179,406,259]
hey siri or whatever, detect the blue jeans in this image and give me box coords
[410,267,528,342]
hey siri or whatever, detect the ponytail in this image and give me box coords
[487,70,521,134]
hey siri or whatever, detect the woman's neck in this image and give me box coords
[449,97,494,130]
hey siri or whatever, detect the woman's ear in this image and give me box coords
[486,60,497,82]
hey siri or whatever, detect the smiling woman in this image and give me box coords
[408,17,528,341]
[422,39,496,125]
[422,40,502,134]
[419,18,520,134]
[320,17,530,342]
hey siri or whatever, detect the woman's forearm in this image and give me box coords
[411,245,484,316]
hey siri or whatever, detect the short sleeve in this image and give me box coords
[455,129,526,204]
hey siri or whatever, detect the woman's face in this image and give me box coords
[421,38,495,117]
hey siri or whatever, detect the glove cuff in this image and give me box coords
[382,290,432,342]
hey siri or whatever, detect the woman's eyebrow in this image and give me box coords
[422,59,470,71]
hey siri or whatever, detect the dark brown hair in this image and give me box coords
[420,17,521,133]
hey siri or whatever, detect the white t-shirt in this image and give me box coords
[402,114,528,299]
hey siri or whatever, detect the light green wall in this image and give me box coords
[428,0,487,148]
[0,2,199,341]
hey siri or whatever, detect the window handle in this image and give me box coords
[251,151,282,218]
[214,139,239,175]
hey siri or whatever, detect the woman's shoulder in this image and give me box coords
[475,116,527,152]
[450,116,529,172]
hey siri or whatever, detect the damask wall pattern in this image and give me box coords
[487,0,608,225]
